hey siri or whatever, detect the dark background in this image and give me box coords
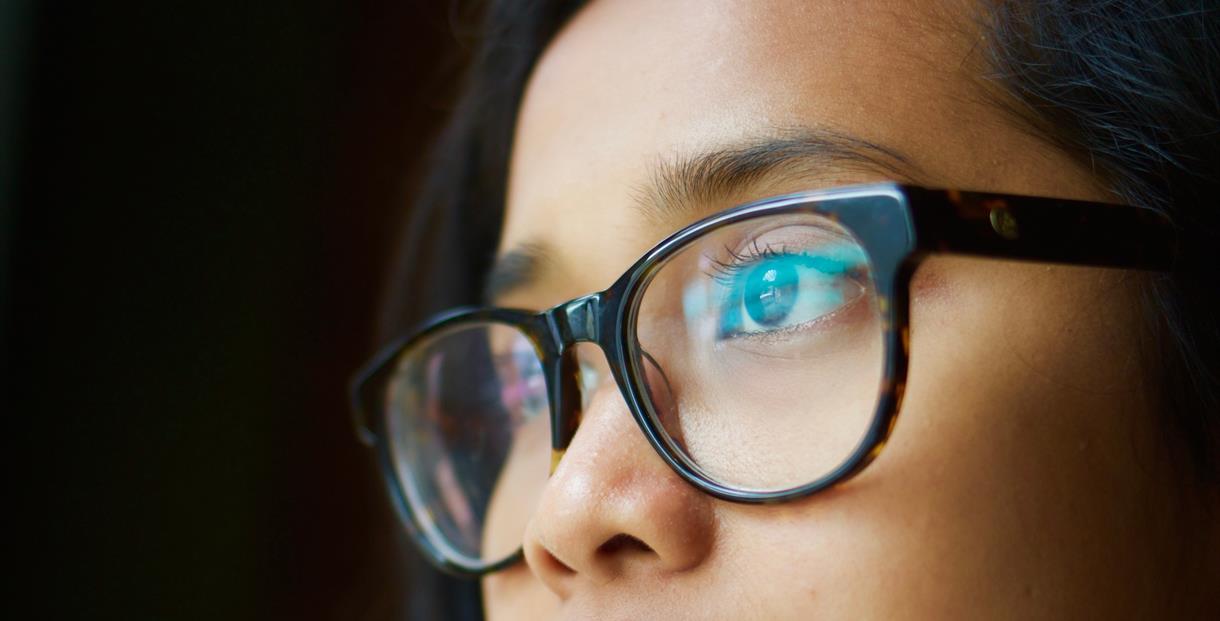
[5,1,461,618]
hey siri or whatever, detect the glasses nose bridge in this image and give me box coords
[543,292,610,470]
[547,292,603,350]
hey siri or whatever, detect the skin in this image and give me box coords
[477,0,1219,618]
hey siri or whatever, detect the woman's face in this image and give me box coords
[482,0,1209,618]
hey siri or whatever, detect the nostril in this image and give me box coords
[597,533,654,556]
[530,541,578,578]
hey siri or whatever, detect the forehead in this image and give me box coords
[500,0,1088,303]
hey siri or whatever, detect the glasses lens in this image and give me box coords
[635,210,885,492]
[383,321,549,567]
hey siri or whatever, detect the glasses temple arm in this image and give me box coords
[903,187,1176,270]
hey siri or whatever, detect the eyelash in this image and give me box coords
[706,240,802,286]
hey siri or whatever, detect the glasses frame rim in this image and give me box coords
[350,182,1176,576]
[353,309,545,575]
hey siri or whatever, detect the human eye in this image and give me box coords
[705,231,871,341]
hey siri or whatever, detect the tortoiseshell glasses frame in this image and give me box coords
[350,182,1175,576]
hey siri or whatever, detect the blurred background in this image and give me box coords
[5,1,461,618]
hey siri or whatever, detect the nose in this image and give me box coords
[522,345,716,598]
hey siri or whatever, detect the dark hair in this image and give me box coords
[380,1,1219,618]
[982,0,1220,484]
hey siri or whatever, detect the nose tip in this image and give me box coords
[522,364,716,597]
[524,464,716,593]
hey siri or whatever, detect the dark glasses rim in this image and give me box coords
[349,181,1176,575]
[611,184,911,503]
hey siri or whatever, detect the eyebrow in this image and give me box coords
[483,241,550,304]
[483,127,923,303]
[634,127,922,226]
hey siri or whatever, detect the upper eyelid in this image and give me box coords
[712,220,859,261]
[705,234,864,283]
[706,242,794,282]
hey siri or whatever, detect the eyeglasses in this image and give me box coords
[350,183,1174,576]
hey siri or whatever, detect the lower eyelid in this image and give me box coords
[720,291,871,346]
[723,279,868,339]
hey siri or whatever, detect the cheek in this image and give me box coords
[709,261,1173,617]
[483,565,560,621]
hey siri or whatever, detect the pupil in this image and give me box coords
[744,262,798,326]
